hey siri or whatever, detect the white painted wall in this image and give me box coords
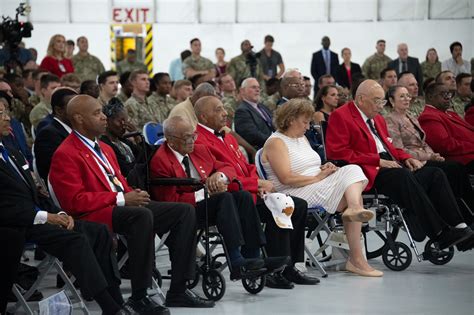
[22,19,473,81]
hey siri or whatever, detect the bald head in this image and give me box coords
[68,95,107,139]
[355,80,386,119]
[194,96,227,131]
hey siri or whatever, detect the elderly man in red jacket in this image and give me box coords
[419,83,474,174]
[194,96,320,289]
[49,95,214,311]
[325,80,473,251]
[149,115,285,277]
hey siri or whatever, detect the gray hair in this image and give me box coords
[241,77,258,89]
[281,68,302,79]
[163,115,192,137]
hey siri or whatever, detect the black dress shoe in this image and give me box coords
[265,272,294,289]
[124,296,170,315]
[232,258,265,271]
[437,227,473,250]
[165,289,215,308]
[283,267,320,285]
[264,256,290,272]
[456,234,474,251]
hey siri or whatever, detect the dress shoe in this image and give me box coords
[165,289,215,308]
[117,303,139,315]
[345,260,383,277]
[124,296,170,315]
[342,207,374,222]
[437,227,473,250]
[282,266,320,285]
[456,234,474,252]
[264,256,290,272]
[265,272,294,289]
[231,258,265,271]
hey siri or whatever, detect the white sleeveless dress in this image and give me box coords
[262,132,368,213]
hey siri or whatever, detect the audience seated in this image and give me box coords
[234,78,274,149]
[29,74,60,129]
[49,95,213,312]
[441,42,471,76]
[450,73,472,118]
[100,98,142,177]
[0,101,130,315]
[117,71,132,104]
[147,72,176,123]
[80,79,100,98]
[34,87,77,182]
[194,96,319,289]
[150,115,287,276]
[385,85,474,237]
[261,98,382,277]
[98,70,119,106]
[418,83,474,174]
[397,72,425,118]
[170,79,193,104]
[277,69,305,106]
[326,79,473,251]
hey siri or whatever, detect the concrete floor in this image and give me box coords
[8,233,474,315]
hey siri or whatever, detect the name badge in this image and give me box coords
[22,164,29,170]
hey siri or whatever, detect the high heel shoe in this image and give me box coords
[342,207,374,222]
[345,260,383,277]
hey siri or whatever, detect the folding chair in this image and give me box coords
[10,253,90,315]
[143,122,164,145]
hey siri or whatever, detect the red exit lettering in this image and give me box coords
[112,8,150,23]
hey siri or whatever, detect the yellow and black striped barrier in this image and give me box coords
[145,24,153,76]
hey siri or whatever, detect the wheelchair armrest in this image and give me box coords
[148,177,204,188]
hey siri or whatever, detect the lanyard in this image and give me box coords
[74,131,115,176]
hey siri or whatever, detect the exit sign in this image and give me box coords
[112,7,154,24]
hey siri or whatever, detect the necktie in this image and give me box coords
[93,143,123,192]
[325,50,331,74]
[257,104,272,126]
[214,130,225,138]
[402,60,408,72]
[94,143,104,159]
[182,156,191,178]
[0,145,29,184]
[366,119,395,161]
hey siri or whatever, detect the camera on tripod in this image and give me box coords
[0,3,33,73]
[246,50,261,78]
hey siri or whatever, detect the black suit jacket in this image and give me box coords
[388,56,424,89]
[335,62,362,88]
[234,101,275,149]
[310,50,339,93]
[34,118,70,181]
[0,145,60,228]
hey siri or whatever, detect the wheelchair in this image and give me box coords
[149,177,274,302]
[362,191,455,271]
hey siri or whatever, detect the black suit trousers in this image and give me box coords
[24,220,120,299]
[374,167,464,240]
[0,228,25,314]
[112,201,196,294]
[257,196,307,264]
[196,191,266,252]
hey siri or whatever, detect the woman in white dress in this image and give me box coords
[261,98,383,277]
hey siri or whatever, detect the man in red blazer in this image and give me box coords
[419,83,474,173]
[194,96,319,289]
[326,80,473,250]
[149,115,282,277]
[49,95,214,311]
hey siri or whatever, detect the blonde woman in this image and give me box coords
[40,34,74,78]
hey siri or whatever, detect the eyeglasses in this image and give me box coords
[287,83,305,88]
[168,133,198,144]
[0,109,10,119]
[437,91,453,99]
[373,99,388,106]
[398,93,412,100]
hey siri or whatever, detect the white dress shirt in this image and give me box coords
[354,105,386,154]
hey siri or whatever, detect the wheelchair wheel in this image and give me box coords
[242,275,266,295]
[382,241,412,271]
[424,240,454,265]
[363,225,400,259]
[202,269,226,301]
[186,266,200,289]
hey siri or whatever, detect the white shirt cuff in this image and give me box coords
[33,211,48,225]
[116,192,125,206]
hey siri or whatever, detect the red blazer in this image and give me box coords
[195,124,259,200]
[149,142,237,206]
[465,105,474,127]
[49,133,132,230]
[326,101,412,190]
[39,56,74,78]
[418,105,474,165]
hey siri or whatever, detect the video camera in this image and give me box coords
[246,50,261,78]
[0,3,33,73]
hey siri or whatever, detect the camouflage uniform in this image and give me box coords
[260,91,280,112]
[124,94,162,130]
[116,91,129,104]
[227,54,265,90]
[10,98,26,122]
[182,55,214,77]
[29,101,52,128]
[116,59,147,75]
[28,94,41,107]
[221,92,239,125]
[362,53,392,80]
[147,92,176,123]
[407,97,426,118]
[420,61,441,81]
[72,53,105,82]
[450,95,469,118]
